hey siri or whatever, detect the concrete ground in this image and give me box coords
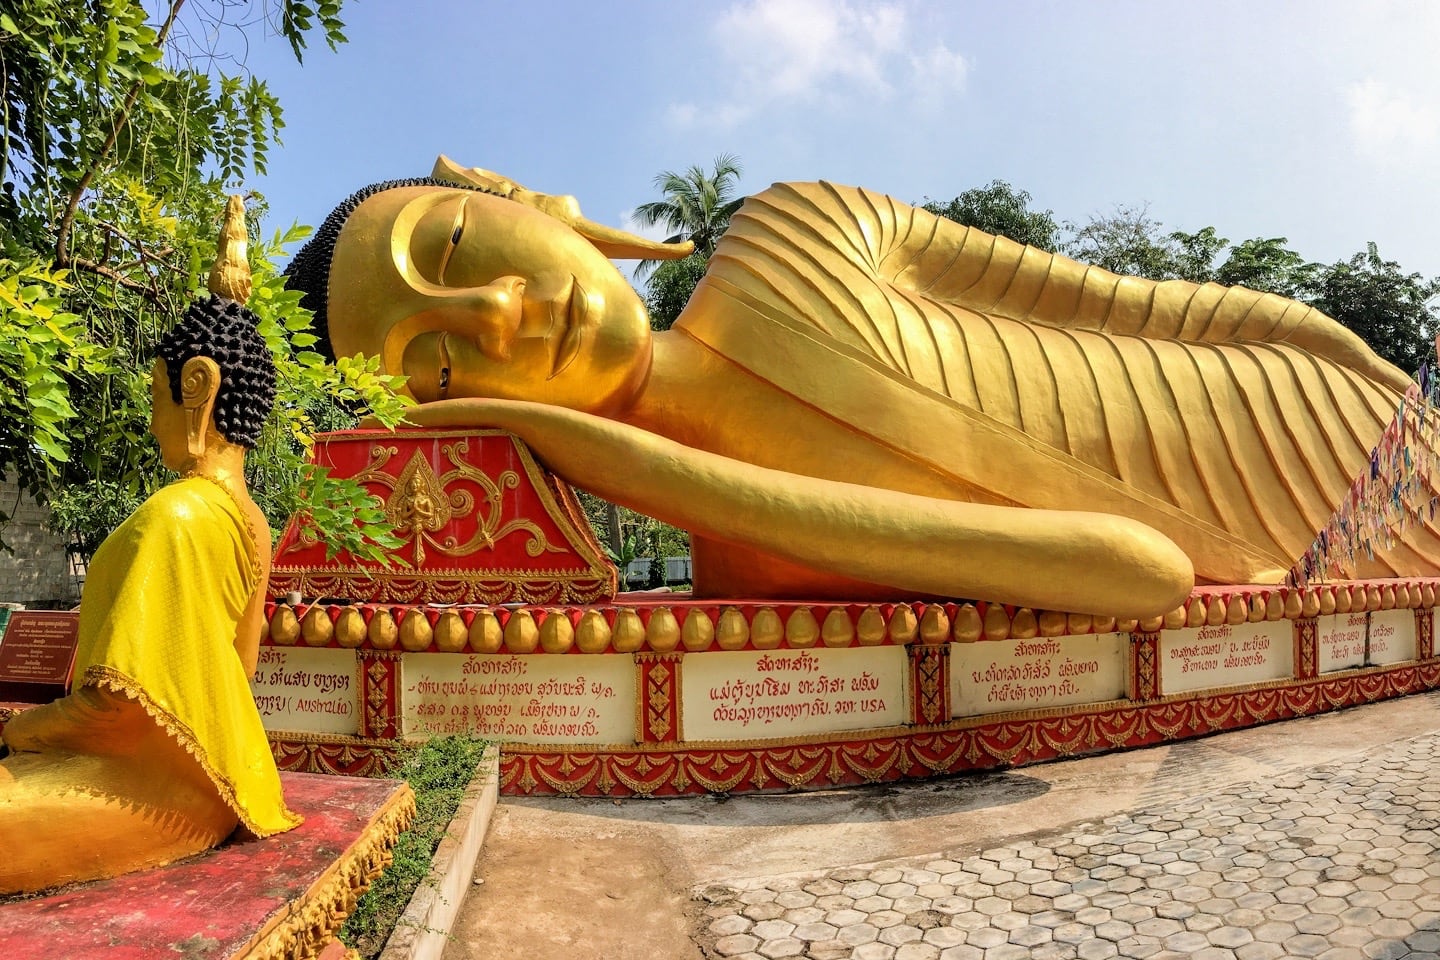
[442,692,1440,960]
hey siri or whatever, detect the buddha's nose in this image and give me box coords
[470,276,526,361]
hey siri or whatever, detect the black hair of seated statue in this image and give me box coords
[156,294,277,449]
[283,177,494,361]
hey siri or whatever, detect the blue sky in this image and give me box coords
[228,0,1440,280]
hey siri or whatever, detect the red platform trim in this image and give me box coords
[1129,632,1160,701]
[263,661,1440,797]
[358,649,401,739]
[1296,618,1318,679]
[636,652,682,743]
[0,773,413,959]
[270,734,405,779]
[909,642,948,725]
[482,662,1440,797]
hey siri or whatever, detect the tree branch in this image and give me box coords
[69,257,163,302]
[54,0,186,268]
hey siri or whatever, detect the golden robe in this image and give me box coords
[0,478,297,893]
[678,182,1437,584]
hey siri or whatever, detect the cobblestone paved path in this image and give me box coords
[694,733,1440,960]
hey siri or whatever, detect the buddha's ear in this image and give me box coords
[431,155,695,261]
[181,356,221,459]
[573,222,695,261]
[432,155,519,194]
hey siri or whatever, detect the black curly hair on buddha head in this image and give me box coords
[283,177,496,361]
[156,294,277,449]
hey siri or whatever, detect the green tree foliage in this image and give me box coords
[922,180,1061,252]
[633,155,745,328]
[1213,237,1314,300]
[576,489,690,588]
[1305,243,1440,376]
[632,153,746,275]
[611,156,752,564]
[1167,226,1228,284]
[0,1,407,562]
[1061,201,1434,373]
[1065,204,1183,280]
[644,251,707,331]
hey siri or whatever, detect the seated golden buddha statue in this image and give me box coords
[284,157,1433,618]
[0,254,299,893]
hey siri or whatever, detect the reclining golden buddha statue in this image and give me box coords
[285,157,1436,618]
[0,207,300,894]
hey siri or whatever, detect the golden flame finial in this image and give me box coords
[208,194,252,303]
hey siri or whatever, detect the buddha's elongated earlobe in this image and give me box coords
[181,356,222,461]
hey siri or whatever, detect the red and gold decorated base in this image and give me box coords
[0,772,414,959]
[250,580,1440,797]
[270,429,615,605]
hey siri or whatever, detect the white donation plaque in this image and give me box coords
[1317,613,1367,673]
[401,653,635,744]
[251,645,359,736]
[1160,619,1294,695]
[1367,609,1417,665]
[683,646,907,741]
[951,633,1128,717]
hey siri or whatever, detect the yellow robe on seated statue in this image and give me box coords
[0,478,299,894]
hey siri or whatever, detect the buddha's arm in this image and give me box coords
[232,524,271,679]
[792,183,1409,392]
[234,587,264,679]
[393,399,1194,618]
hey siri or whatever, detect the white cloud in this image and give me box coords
[666,102,700,128]
[910,44,967,97]
[675,0,969,129]
[1345,78,1439,164]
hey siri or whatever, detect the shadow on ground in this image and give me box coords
[505,768,1051,827]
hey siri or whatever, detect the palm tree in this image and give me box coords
[631,154,745,279]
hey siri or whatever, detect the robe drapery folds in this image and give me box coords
[73,477,299,836]
[677,181,1438,584]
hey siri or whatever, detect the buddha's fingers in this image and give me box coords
[394,400,1194,618]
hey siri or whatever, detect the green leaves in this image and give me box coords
[645,251,707,332]
[279,1,348,63]
[291,467,408,568]
[633,154,746,281]
[210,75,285,185]
[0,262,113,486]
[241,227,412,562]
[923,181,1062,253]
[0,3,385,565]
[1307,243,1440,376]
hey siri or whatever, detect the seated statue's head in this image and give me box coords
[284,162,691,416]
[151,294,277,472]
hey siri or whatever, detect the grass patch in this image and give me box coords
[340,735,491,959]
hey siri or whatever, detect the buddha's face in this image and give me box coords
[149,358,189,471]
[343,188,653,415]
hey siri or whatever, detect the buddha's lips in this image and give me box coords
[549,276,585,380]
